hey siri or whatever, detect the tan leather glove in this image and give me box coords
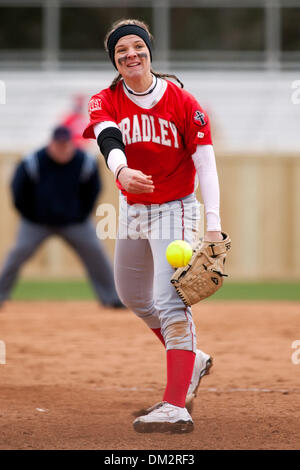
[170,232,231,307]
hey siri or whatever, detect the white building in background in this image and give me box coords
[0,0,299,154]
[0,69,299,154]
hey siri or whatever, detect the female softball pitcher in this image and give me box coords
[83,19,222,434]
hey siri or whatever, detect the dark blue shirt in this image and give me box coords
[11,147,101,226]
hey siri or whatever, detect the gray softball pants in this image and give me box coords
[114,193,201,352]
[0,218,120,306]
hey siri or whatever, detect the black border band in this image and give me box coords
[97,127,125,166]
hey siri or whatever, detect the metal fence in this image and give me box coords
[1,0,300,71]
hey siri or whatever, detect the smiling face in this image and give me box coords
[114,34,152,89]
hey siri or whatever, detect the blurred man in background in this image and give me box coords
[0,126,123,308]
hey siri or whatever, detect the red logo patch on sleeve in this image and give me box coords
[88,98,102,115]
[193,110,207,126]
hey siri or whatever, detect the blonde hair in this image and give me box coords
[104,18,184,90]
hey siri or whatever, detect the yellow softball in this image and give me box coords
[165,240,193,268]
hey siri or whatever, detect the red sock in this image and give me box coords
[151,328,165,347]
[163,349,196,408]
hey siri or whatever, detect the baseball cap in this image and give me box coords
[52,126,72,142]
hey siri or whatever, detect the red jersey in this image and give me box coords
[83,80,212,204]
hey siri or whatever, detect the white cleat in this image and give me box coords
[185,349,213,414]
[133,402,194,434]
[132,350,213,418]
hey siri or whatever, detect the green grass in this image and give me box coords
[210,282,300,301]
[10,280,300,301]
[12,280,95,301]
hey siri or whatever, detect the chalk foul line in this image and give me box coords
[92,386,300,394]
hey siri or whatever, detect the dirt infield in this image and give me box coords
[0,300,299,450]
